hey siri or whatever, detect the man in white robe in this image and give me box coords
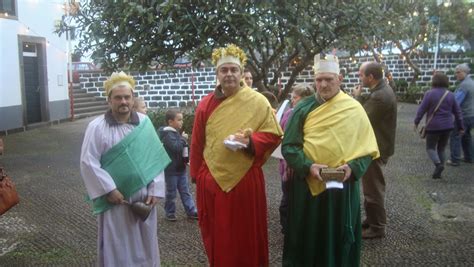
[80,71,169,267]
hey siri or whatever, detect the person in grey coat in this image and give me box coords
[448,63,474,166]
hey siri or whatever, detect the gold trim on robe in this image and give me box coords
[204,86,283,192]
[303,91,379,196]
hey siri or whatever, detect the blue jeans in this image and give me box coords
[164,174,197,216]
[426,130,451,165]
[450,116,474,162]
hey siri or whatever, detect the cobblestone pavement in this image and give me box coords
[0,103,473,266]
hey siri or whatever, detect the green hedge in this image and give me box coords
[148,109,195,136]
[397,85,427,103]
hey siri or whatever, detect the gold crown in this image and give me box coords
[104,71,136,96]
[211,44,247,68]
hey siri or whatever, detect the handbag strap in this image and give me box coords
[426,90,449,127]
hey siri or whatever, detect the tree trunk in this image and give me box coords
[278,55,314,102]
[395,41,421,87]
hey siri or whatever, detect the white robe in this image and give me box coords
[80,113,165,267]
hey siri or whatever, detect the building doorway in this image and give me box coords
[23,43,42,123]
[19,36,49,125]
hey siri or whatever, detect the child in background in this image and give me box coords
[158,109,198,221]
[133,97,148,114]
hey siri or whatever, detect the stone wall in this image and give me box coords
[78,53,473,108]
[78,68,217,108]
[337,53,472,91]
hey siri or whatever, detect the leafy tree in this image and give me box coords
[435,0,474,52]
[57,1,402,100]
[362,0,474,86]
[374,0,434,86]
[327,0,474,89]
[71,49,83,62]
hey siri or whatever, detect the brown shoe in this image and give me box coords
[361,220,369,229]
[362,227,385,239]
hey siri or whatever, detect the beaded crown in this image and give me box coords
[104,71,135,96]
[211,44,247,69]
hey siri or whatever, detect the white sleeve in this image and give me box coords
[147,171,165,198]
[80,119,117,199]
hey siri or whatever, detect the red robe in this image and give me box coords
[190,91,281,266]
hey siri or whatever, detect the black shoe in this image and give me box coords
[362,227,385,239]
[432,164,444,179]
[165,214,177,221]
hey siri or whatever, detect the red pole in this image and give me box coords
[68,82,75,121]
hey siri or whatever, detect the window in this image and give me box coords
[0,0,17,17]
[73,63,97,71]
[23,43,37,57]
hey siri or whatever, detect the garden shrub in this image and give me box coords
[148,108,195,136]
[394,79,408,92]
[397,85,427,103]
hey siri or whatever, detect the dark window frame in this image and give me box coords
[0,0,18,19]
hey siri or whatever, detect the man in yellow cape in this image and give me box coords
[190,44,282,266]
[282,54,379,266]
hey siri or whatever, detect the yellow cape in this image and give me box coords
[303,91,379,196]
[204,86,283,192]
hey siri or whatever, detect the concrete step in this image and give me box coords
[74,105,108,114]
[74,101,107,109]
[69,85,108,119]
[73,92,101,98]
[73,89,104,95]
[74,97,98,103]
[73,88,87,94]
[72,110,105,120]
[25,121,52,131]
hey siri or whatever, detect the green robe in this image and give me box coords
[282,94,372,267]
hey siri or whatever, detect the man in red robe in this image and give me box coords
[190,44,283,266]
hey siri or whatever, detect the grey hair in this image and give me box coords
[292,83,314,98]
[456,63,470,74]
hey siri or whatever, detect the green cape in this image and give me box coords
[92,117,170,215]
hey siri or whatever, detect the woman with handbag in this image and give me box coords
[414,72,465,179]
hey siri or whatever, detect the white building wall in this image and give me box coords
[0,19,22,107]
[17,0,69,101]
[0,0,69,132]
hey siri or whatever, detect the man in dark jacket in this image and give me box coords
[352,62,397,239]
